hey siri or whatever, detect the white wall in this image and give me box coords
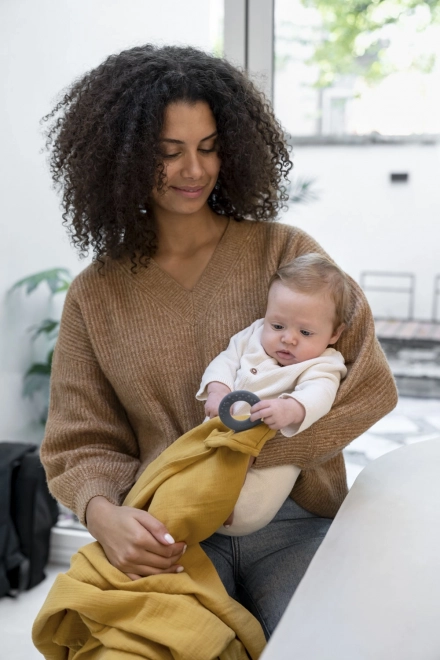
[0,0,214,442]
[282,142,440,321]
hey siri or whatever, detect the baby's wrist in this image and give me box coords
[284,397,306,424]
[207,381,231,395]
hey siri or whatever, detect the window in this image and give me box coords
[274,0,440,137]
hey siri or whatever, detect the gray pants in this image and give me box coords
[201,497,331,639]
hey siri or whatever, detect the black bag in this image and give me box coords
[0,442,59,597]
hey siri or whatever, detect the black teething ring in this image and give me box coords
[218,390,263,432]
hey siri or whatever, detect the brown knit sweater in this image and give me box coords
[41,219,398,525]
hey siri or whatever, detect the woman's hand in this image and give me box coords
[204,381,231,419]
[85,496,187,580]
[250,397,305,430]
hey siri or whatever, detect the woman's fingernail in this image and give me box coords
[182,544,188,555]
[164,533,175,544]
[223,524,231,529]
[176,566,185,573]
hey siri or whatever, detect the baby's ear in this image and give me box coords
[329,324,345,345]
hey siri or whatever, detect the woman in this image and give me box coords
[40,44,397,639]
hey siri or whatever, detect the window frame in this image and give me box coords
[224,0,440,145]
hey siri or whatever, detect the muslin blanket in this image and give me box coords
[32,418,276,659]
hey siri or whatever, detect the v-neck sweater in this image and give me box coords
[41,219,398,525]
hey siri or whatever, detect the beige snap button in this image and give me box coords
[250,368,258,374]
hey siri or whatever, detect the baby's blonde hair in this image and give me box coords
[269,253,352,329]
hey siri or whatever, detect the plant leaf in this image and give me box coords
[300,0,440,85]
[289,176,320,204]
[47,348,54,369]
[25,362,52,376]
[9,268,73,296]
[23,371,50,398]
[29,318,60,341]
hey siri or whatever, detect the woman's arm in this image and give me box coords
[41,284,186,577]
[42,342,140,523]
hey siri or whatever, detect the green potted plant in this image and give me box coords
[9,268,73,425]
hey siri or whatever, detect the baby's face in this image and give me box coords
[261,281,344,366]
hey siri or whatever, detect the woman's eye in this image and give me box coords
[199,148,217,154]
[162,152,180,159]
[301,330,312,336]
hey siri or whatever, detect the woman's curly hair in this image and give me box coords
[43,44,292,264]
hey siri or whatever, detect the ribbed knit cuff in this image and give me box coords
[72,476,125,526]
[195,376,234,401]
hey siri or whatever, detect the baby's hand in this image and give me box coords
[204,382,231,419]
[249,398,305,430]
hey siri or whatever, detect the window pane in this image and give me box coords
[274,0,440,137]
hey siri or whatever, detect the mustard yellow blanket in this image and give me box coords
[33,419,276,659]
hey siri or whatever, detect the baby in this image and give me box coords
[196,253,351,535]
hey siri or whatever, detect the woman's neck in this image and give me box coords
[154,206,227,259]
[151,205,229,290]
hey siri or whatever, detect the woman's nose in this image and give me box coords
[181,152,204,179]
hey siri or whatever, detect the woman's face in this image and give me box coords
[151,101,221,218]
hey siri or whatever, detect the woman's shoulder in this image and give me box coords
[233,218,297,237]
[234,218,314,246]
[231,219,322,263]
[67,258,125,302]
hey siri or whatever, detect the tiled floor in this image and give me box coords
[3,395,439,658]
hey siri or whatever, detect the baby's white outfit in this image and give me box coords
[196,319,346,535]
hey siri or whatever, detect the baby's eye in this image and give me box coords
[300,330,312,336]
[271,324,284,331]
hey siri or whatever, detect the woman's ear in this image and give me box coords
[329,324,345,345]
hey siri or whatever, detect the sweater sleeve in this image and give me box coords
[255,227,398,470]
[40,285,141,526]
[279,352,347,437]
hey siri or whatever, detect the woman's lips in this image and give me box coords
[171,186,204,199]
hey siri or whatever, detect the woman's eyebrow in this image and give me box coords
[199,131,218,142]
[160,131,218,145]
